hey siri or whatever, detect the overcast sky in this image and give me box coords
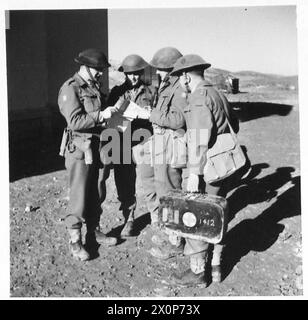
[109,6,298,76]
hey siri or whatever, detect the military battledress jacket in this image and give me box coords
[184,80,234,175]
[58,73,104,158]
[58,73,103,132]
[108,79,154,107]
[149,76,186,130]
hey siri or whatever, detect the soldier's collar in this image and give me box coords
[164,74,170,83]
[74,73,89,88]
[200,79,213,87]
[159,77,172,91]
[137,83,146,93]
[125,79,143,88]
[130,82,145,93]
[169,76,180,87]
[192,80,213,95]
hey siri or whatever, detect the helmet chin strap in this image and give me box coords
[162,71,170,82]
[86,66,99,89]
[183,73,191,94]
[184,82,191,94]
[158,72,169,88]
[126,75,140,89]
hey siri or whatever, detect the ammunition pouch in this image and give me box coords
[170,132,187,169]
[60,128,93,164]
[71,133,93,165]
[132,128,187,168]
[150,129,173,166]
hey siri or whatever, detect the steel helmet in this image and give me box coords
[170,54,211,76]
[150,47,183,70]
[118,54,149,73]
[74,48,111,70]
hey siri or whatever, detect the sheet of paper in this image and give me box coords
[122,101,145,119]
[106,101,148,132]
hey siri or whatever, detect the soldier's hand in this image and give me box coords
[143,105,152,111]
[187,173,199,193]
[137,108,151,120]
[99,107,117,122]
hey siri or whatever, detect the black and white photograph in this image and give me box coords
[2,0,307,300]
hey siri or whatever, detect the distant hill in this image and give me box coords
[208,68,297,80]
[232,71,298,90]
[206,68,298,91]
[207,67,230,75]
[108,59,298,91]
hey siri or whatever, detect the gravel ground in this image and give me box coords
[9,81,302,298]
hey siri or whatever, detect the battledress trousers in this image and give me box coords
[181,80,235,278]
[136,76,187,225]
[103,80,155,227]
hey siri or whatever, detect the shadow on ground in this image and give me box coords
[107,212,151,239]
[223,166,301,280]
[230,102,293,122]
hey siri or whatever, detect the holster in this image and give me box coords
[59,128,70,157]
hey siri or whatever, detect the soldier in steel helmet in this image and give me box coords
[135,47,188,259]
[168,54,239,285]
[58,48,118,261]
[105,54,156,237]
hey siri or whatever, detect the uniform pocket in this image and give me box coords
[141,96,151,106]
[156,95,168,110]
[81,94,100,113]
[183,105,191,113]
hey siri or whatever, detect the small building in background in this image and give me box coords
[6,10,109,180]
[204,68,240,94]
[225,75,239,94]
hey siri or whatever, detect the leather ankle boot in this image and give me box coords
[67,228,90,261]
[120,207,135,237]
[121,220,135,237]
[171,269,208,287]
[93,228,117,246]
